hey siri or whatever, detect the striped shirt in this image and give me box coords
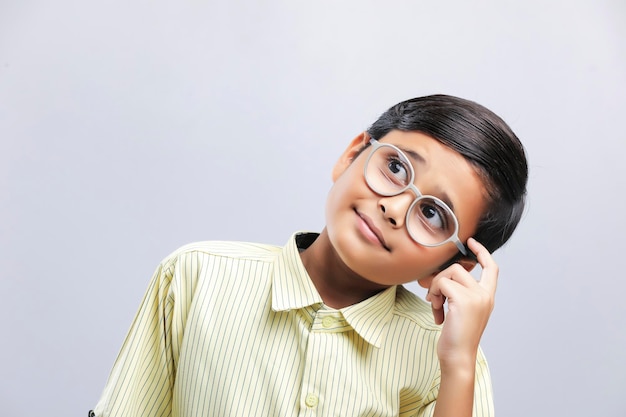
[92,232,494,417]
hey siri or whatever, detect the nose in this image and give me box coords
[379,192,414,228]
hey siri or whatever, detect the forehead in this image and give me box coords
[378,130,462,167]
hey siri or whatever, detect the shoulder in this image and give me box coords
[392,285,442,331]
[159,240,282,270]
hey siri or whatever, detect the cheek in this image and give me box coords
[324,187,343,224]
[325,173,358,215]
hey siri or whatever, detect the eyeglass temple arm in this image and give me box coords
[455,240,478,262]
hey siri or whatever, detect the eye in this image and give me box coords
[384,156,410,186]
[417,200,450,233]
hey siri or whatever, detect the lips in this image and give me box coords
[355,209,390,251]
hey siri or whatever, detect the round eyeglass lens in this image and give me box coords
[365,144,414,195]
[407,197,457,246]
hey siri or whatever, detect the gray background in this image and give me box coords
[1,1,625,416]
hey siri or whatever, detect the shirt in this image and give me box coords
[92,232,494,417]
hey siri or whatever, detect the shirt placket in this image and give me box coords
[298,308,349,416]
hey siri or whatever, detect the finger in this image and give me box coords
[467,237,499,293]
[428,273,468,324]
[426,284,447,324]
[429,277,472,324]
[438,263,479,288]
[430,294,446,325]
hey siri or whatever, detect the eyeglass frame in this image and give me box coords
[363,138,473,258]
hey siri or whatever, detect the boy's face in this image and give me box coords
[325,130,488,287]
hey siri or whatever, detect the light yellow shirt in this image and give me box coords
[92,232,494,417]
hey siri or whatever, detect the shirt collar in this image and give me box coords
[271,232,323,311]
[340,285,396,348]
[271,232,397,348]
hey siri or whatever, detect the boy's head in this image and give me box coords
[366,94,528,256]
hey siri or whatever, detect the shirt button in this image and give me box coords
[305,393,319,408]
[322,316,335,328]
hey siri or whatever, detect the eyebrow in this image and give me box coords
[397,145,457,213]
[398,146,425,165]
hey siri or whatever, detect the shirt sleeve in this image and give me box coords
[91,251,193,417]
[472,347,495,416]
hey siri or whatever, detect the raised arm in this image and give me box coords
[426,238,497,417]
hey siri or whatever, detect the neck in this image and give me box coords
[299,228,389,309]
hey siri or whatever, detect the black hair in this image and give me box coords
[367,94,528,256]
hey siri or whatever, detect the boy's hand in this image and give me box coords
[425,238,497,366]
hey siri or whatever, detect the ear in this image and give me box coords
[458,258,478,273]
[416,273,436,289]
[331,132,370,182]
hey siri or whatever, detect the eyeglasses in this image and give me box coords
[363,138,470,257]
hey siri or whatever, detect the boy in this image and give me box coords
[90,95,528,417]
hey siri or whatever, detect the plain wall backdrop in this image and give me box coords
[1,1,625,416]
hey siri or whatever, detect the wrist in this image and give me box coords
[433,354,477,417]
[438,351,477,375]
